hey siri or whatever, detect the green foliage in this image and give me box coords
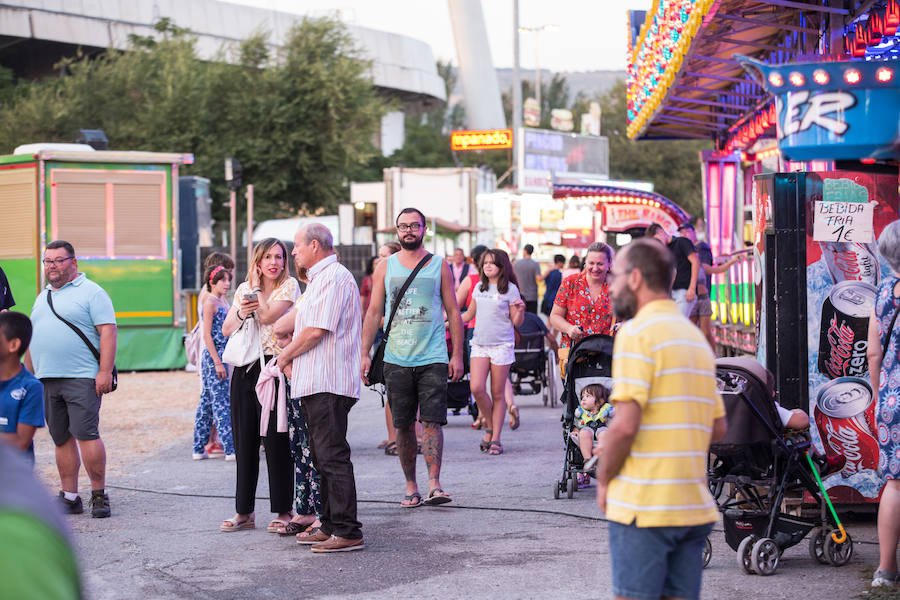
[588,80,710,218]
[0,17,386,227]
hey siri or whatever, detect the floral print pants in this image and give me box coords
[288,396,322,517]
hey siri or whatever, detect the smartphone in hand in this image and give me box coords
[243,292,258,302]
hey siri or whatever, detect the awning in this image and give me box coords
[626,0,888,148]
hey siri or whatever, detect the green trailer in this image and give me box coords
[0,146,193,370]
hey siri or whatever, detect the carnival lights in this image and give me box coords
[877,67,894,82]
[768,72,784,87]
[625,0,716,138]
[845,69,862,84]
[813,69,830,85]
[789,72,805,86]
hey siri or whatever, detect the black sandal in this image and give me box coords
[278,521,315,536]
[384,441,398,456]
[479,430,493,453]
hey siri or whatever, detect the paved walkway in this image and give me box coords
[56,384,883,600]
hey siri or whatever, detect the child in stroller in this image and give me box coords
[570,383,613,488]
[553,334,614,499]
[709,356,853,575]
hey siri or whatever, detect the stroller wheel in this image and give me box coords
[823,530,853,567]
[553,481,561,500]
[750,537,779,576]
[736,535,758,574]
[566,477,575,499]
[702,537,712,568]
[808,527,829,564]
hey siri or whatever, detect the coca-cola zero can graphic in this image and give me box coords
[820,241,880,286]
[814,377,879,478]
[817,281,875,379]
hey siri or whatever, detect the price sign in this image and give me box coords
[812,201,875,243]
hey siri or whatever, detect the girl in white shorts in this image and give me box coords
[460,249,526,455]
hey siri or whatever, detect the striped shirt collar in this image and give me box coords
[308,254,337,280]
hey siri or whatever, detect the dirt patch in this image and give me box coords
[34,370,200,490]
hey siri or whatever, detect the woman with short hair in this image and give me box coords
[866,219,900,588]
[549,243,615,375]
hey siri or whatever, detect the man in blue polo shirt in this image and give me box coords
[26,240,117,519]
[0,312,44,463]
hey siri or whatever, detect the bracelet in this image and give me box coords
[236,311,246,321]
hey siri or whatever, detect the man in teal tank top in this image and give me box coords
[361,208,464,508]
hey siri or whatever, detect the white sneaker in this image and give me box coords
[224,454,236,462]
[192,451,209,460]
[871,570,898,587]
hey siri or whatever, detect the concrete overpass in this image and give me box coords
[0,0,448,153]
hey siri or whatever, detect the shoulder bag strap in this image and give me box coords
[382,253,433,341]
[47,290,101,361]
[883,301,900,360]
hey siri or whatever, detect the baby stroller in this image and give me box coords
[510,313,558,407]
[446,331,478,422]
[708,356,853,575]
[553,334,614,499]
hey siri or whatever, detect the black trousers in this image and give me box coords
[230,357,293,515]
[524,300,538,314]
[301,392,362,539]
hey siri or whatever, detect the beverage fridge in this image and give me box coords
[754,167,899,503]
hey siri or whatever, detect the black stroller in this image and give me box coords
[709,356,853,575]
[510,313,558,407]
[446,333,478,421]
[553,334,614,499]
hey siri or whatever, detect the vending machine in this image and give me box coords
[755,167,899,503]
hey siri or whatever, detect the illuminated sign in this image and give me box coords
[517,128,609,193]
[603,203,678,232]
[450,129,513,151]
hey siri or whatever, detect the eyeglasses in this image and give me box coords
[396,223,423,233]
[42,257,74,266]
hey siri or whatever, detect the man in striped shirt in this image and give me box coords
[277,223,363,553]
[597,238,726,600]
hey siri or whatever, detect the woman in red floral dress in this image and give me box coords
[549,242,615,366]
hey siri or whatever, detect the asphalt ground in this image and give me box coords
[50,383,892,600]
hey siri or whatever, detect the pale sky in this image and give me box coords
[228,0,652,73]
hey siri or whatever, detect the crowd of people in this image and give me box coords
[1,208,899,596]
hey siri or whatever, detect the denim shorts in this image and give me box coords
[608,520,713,600]
[383,362,448,428]
[671,288,697,318]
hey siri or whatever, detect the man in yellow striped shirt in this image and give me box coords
[597,238,727,600]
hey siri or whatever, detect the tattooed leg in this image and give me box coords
[396,423,419,495]
[421,421,443,490]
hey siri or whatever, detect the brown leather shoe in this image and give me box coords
[295,528,329,545]
[310,535,365,553]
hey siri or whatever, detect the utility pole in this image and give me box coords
[245,184,254,269]
[512,0,521,189]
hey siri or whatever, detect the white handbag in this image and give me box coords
[222,313,264,368]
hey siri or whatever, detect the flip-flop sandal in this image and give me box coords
[377,439,389,449]
[220,517,255,532]
[267,518,291,533]
[401,492,423,508]
[384,441,398,456]
[488,441,503,455]
[508,405,520,430]
[423,488,452,506]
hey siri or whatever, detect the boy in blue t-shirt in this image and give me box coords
[0,312,44,462]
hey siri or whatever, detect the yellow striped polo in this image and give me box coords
[606,299,724,527]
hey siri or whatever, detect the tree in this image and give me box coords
[580,80,711,218]
[0,17,387,227]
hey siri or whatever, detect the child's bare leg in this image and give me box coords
[578,428,593,461]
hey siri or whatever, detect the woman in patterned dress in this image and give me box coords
[192,265,235,460]
[549,242,615,373]
[867,220,900,588]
